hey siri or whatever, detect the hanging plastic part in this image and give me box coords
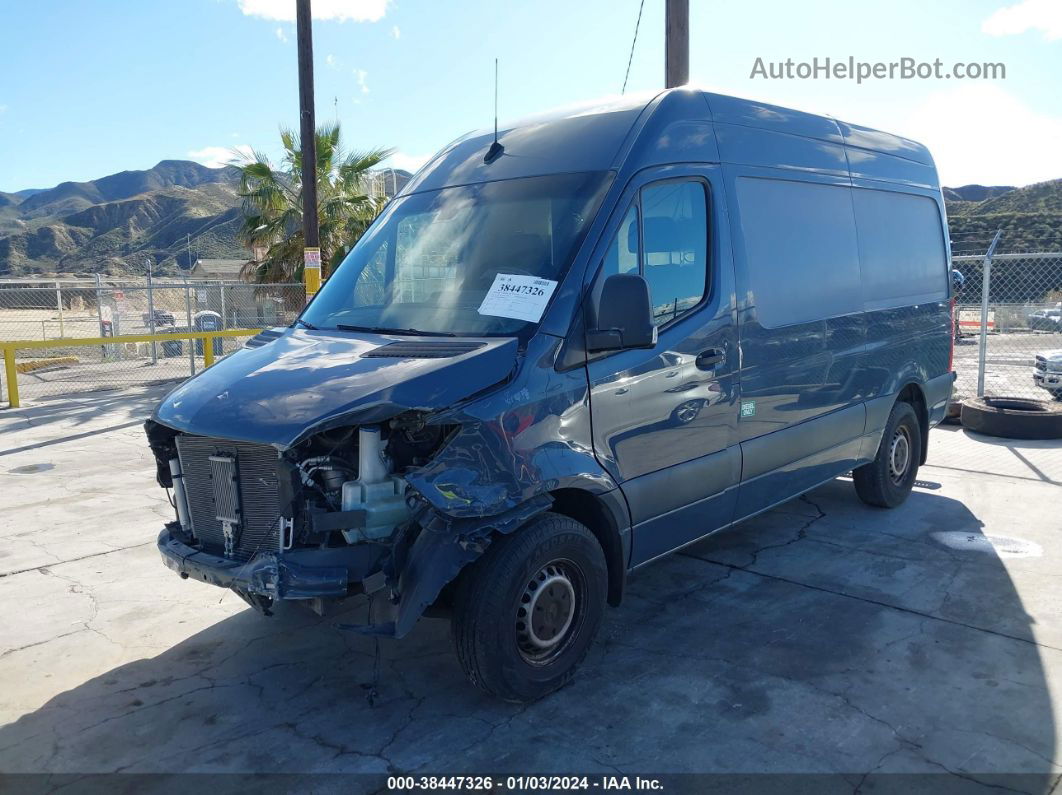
[340,426,410,543]
[168,458,193,538]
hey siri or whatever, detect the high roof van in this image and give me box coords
[146,88,955,702]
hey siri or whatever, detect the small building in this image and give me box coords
[189,258,251,281]
[368,168,412,201]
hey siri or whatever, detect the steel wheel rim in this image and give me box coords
[675,400,699,423]
[516,559,582,665]
[888,426,911,485]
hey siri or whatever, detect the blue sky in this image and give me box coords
[0,0,1059,192]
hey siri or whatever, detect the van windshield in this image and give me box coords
[301,171,612,337]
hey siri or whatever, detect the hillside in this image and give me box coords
[945,178,1062,255]
[0,160,247,276]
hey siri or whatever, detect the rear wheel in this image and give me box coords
[451,513,607,702]
[853,401,921,508]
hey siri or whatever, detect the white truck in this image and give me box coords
[1034,349,1062,398]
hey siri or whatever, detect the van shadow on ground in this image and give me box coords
[0,480,1056,788]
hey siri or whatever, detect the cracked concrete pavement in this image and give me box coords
[2,386,1062,789]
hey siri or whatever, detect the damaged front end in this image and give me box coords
[145,328,621,639]
[147,411,554,635]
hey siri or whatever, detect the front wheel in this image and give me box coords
[451,513,607,702]
[853,401,921,508]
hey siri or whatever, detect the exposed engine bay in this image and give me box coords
[145,415,493,630]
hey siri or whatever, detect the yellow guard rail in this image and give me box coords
[1,327,263,408]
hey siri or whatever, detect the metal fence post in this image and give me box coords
[184,276,196,376]
[94,273,106,358]
[55,280,64,338]
[220,282,227,328]
[976,230,1003,397]
[146,265,158,365]
[3,346,19,408]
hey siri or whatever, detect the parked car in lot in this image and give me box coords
[1034,349,1062,398]
[145,88,954,701]
[141,309,176,327]
[1029,309,1062,333]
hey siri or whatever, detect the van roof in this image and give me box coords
[399,88,939,197]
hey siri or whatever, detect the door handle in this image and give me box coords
[696,348,725,370]
[614,386,630,395]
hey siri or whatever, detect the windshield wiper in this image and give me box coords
[293,318,318,330]
[335,324,456,337]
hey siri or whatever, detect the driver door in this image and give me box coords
[585,167,740,565]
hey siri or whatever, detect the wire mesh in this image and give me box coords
[0,279,304,404]
[951,252,1062,402]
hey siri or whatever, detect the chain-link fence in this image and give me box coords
[0,278,304,404]
[952,251,1062,402]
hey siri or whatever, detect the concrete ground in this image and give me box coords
[2,387,1062,789]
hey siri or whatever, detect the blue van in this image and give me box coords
[146,88,954,701]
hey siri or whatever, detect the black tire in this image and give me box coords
[451,513,607,703]
[961,396,1062,439]
[853,401,921,508]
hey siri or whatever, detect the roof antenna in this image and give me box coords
[484,57,504,163]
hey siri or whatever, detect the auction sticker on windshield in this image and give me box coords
[477,273,558,323]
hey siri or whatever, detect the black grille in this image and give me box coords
[176,435,281,561]
[362,340,485,359]
[1035,357,1047,372]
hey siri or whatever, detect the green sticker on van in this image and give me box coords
[740,400,756,418]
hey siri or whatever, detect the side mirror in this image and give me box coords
[586,273,658,352]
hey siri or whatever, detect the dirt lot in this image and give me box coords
[1,386,1062,791]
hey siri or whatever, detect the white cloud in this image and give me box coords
[390,25,400,39]
[238,0,389,23]
[188,144,254,169]
[385,151,431,173]
[895,84,1062,186]
[983,0,1062,40]
[354,68,369,93]
[326,53,338,68]
[274,26,288,42]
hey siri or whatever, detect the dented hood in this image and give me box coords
[151,328,519,448]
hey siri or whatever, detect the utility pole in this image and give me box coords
[296,0,321,301]
[665,0,689,88]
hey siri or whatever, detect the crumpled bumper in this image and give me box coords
[157,526,375,600]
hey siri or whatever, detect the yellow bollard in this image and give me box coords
[3,346,19,408]
[203,335,215,368]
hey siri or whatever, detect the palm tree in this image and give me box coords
[235,122,392,283]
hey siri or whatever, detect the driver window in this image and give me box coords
[602,205,639,277]
[641,181,708,326]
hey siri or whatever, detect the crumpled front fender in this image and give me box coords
[343,494,554,638]
[404,334,619,518]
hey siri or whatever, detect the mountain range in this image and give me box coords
[0,160,1058,277]
[944,180,1062,255]
[0,161,247,277]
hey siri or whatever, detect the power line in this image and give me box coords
[621,0,646,95]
